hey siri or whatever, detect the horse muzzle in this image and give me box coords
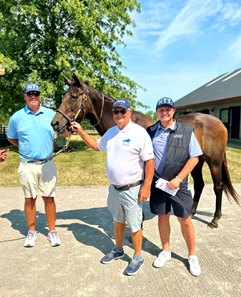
[51,109,74,133]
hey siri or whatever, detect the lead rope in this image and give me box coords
[52,133,71,157]
[93,92,105,127]
[7,122,76,161]
[52,101,85,157]
[7,132,72,161]
[53,97,87,157]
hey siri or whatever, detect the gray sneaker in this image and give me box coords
[24,231,37,247]
[47,230,61,247]
[124,256,144,276]
[101,248,124,264]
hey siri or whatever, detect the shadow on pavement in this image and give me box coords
[1,205,160,258]
[1,202,211,266]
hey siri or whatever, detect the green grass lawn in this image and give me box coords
[0,134,240,187]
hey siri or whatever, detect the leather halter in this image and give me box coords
[56,92,88,132]
[56,86,105,132]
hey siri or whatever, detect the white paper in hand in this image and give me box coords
[155,178,179,196]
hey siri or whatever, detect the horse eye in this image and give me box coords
[71,95,78,100]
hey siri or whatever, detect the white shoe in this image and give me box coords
[47,230,61,247]
[188,255,201,276]
[24,231,37,247]
[153,251,171,268]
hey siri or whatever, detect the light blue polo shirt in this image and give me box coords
[7,105,55,160]
[153,121,203,177]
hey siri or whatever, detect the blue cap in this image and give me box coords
[156,97,174,109]
[113,98,131,110]
[24,83,40,93]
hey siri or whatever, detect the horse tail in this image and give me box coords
[222,153,240,205]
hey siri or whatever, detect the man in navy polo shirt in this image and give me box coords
[147,97,203,277]
[7,82,61,248]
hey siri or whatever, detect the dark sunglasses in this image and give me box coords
[112,109,127,115]
[26,91,40,97]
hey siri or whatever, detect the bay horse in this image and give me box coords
[51,74,240,228]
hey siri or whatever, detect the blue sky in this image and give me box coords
[118,0,241,111]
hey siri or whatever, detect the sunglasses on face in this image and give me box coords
[112,109,127,115]
[26,91,40,97]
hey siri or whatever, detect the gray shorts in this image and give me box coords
[18,160,57,198]
[108,184,143,233]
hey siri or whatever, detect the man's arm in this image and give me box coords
[168,156,199,189]
[7,138,18,146]
[139,158,155,202]
[71,122,99,151]
[175,157,199,182]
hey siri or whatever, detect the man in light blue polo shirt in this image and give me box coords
[147,97,203,277]
[7,82,61,248]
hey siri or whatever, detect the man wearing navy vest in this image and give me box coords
[147,97,202,277]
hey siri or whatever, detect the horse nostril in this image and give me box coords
[51,121,59,129]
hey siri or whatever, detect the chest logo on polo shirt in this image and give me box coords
[173,134,183,138]
[122,138,131,146]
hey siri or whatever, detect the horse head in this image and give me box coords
[51,74,110,134]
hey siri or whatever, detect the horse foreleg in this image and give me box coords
[191,159,205,215]
[207,163,223,229]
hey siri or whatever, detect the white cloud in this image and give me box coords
[227,33,241,61]
[155,0,223,51]
[121,0,241,111]
[126,0,241,52]
[219,2,241,25]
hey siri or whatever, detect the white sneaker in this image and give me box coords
[153,251,171,268]
[24,231,37,247]
[188,255,201,276]
[47,230,61,247]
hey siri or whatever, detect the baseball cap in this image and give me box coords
[156,97,174,110]
[112,98,131,110]
[24,83,40,93]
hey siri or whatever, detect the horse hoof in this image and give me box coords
[208,221,218,228]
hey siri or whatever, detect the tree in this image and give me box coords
[0,0,141,122]
[145,110,157,120]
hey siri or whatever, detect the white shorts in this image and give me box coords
[107,184,143,233]
[18,160,57,198]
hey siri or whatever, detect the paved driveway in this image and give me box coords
[0,185,241,297]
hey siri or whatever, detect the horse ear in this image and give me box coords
[73,73,81,83]
[63,75,72,86]
[72,73,86,87]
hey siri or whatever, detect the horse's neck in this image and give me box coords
[131,111,156,129]
[86,96,115,136]
[85,90,155,135]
